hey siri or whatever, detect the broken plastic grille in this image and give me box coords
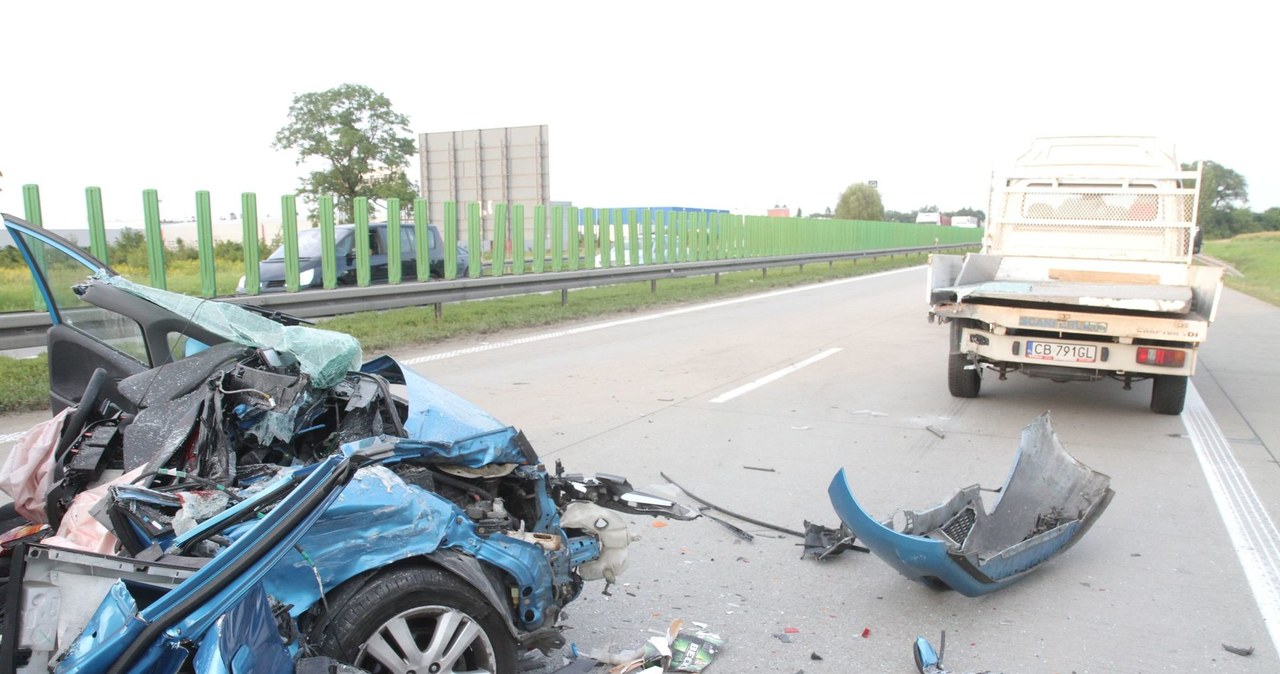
[941,506,977,546]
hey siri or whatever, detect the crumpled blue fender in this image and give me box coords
[255,463,560,630]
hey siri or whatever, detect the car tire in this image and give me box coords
[1150,375,1187,415]
[313,565,516,674]
[947,322,980,398]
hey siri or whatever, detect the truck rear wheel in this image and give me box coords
[948,352,981,398]
[1150,375,1187,415]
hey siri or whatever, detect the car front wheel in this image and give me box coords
[313,566,516,674]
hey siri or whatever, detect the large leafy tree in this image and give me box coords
[1183,160,1249,238]
[274,84,416,222]
[835,183,885,221]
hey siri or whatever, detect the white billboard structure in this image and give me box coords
[417,125,550,250]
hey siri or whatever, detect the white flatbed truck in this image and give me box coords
[927,136,1224,414]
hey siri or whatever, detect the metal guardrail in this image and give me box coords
[0,244,971,351]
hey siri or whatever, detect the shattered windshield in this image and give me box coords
[99,273,361,388]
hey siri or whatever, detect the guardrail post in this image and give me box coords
[143,189,167,289]
[550,205,563,272]
[320,195,337,289]
[613,208,625,267]
[281,195,299,292]
[240,193,260,294]
[444,201,459,279]
[387,198,401,285]
[84,187,109,263]
[533,204,546,274]
[693,210,705,262]
[196,191,216,297]
[628,209,639,266]
[725,214,737,259]
[21,185,43,229]
[677,210,690,263]
[597,209,609,269]
[467,202,481,278]
[493,202,507,277]
[732,213,743,259]
[414,198,430,282]
[710,212,722,261]
[354,197,371,287]
[657,210,670,264]
[561,207,575,271]
[21,185,48,311]
[640,209,653,265]
[581,207,594,270]
[512,204,525,275]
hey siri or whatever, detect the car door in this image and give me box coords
[399,226,419,281]
[2,214,223,413]
[3,214,153,412]
[368,226,390,284]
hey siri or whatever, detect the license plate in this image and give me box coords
[1025,340,1097,363]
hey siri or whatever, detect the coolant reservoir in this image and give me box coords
[560,502,632,583]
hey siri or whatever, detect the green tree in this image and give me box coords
[835,183,885,221]
[951,206,987,222]
[110,228,149,267]
[274,84,417,222]
[1183,160,1248,238]
[1260,207,1280,232]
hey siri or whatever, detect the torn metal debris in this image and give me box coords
[800,521,868,559]
[661,471,805,538]
[828,412,1113,596]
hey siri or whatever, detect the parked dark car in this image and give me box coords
[237,222,469,293]
[1,213,695,674]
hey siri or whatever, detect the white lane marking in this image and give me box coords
[401,266,915,365]
[1183,383,1280,656]
[709,348,842,404]
[0,431,25,445]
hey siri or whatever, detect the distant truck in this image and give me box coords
[927,136,1223,414]
[950,215,981,228]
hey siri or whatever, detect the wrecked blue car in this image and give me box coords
[828,412,1113,597]
[0,214,695,673]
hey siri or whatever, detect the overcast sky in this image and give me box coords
[2,1,1275,228]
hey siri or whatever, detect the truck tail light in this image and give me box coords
[1136,347,1186,368]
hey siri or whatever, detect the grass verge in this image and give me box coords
[0,253,931,413]
[1203,232,1280,307]
[0,353,50,414]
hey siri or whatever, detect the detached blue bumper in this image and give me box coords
[827,412,1114,597]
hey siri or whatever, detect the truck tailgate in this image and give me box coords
[935,280,1193,313]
